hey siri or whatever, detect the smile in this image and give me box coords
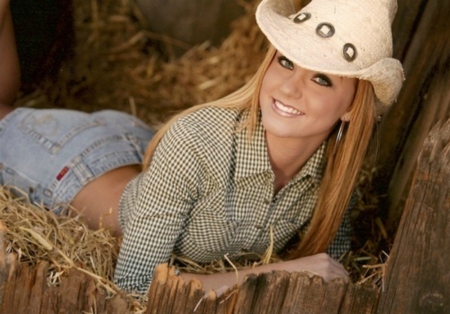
[272,100,304,117]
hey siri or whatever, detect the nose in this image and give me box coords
[280,70,304,99]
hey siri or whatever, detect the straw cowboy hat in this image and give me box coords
[256,0,404,109]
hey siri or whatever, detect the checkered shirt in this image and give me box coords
[114,107,351,294]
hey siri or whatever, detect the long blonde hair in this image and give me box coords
[287,79,376,259]
[142,45,376,258]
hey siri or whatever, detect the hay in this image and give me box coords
[4,0,390,307]
[16,0,265,128]
[0,187,118,288]
[0,187,148,312]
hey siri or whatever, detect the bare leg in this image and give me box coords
[0,103,13,120]
[0,0,21,105]
[70,164,142,236]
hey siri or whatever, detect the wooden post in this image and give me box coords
[377,119,450,313]
[372,0,450,234]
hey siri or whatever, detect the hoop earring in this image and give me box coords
[334,121,346,155]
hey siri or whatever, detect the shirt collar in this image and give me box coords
[234,109,327,184]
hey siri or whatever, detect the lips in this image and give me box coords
[273,99,304,117]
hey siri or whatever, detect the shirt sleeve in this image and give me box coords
[114,120,204,294]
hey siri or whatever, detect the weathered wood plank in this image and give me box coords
[391,0,426,60]
[279,272,311,313]
[377,119,450,313]
[0,258,380,313]
[169,275,190,313]
[95,289,109,314]
[164,271,184,313]
[58,269,85,314]
[200,291,217,314]
[40,287,60,314]
[339,284,378,314]
[280,274,348,314]
[251,271,290,314]
[232,274,258,314]
[104,293,131,314]
[84,279,102,314]
[146,263,171,314]
[300,276,328,313]
[0,254,18,313]
[14,263,34,313]
[27,261,49,314]
[0,245,12,309]
[215,287,238,314]
[373,0,450,232]
[266,271,291,313]
[318,278,347,314]
[183,279,204,313]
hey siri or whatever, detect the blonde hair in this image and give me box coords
[287,79,376,259]
[142,45,376,259]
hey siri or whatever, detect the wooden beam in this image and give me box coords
[372,0,450,233]
[377,118,450,313]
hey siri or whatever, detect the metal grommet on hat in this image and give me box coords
[316,23,335,38]
[343,43,357,62]
[293,12,311,23]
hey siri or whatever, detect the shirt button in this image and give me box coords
[264,198,270,205]
[254,225,262,229]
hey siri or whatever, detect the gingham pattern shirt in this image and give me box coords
[114,107,351,293]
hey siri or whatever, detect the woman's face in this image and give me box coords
[259,51,357,145]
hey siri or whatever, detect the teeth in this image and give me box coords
[274,100,302,115]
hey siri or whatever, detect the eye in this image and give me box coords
[312,74,333,87]
[277,56,294,70]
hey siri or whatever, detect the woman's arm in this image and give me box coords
[0,0,20,105]
[186,206,352,294]
[114,122,203,294]
[180,253,349,294]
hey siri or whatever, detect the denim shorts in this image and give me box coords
[0,108,155,213]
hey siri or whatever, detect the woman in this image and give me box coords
[0,0,404,294]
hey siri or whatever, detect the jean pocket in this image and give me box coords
[19,111,102,155]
